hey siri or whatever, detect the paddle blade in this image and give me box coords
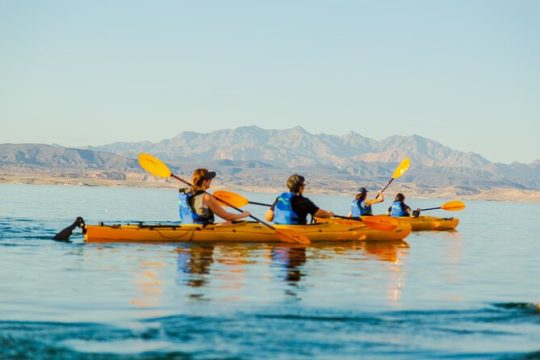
[315,216,398,231]
[52,216,85,241]
[361,215,399,231]
[138,153,172,178]
[275,228,311,245]
[213,190,249,208]
[441,200,465,211]
[392,157,411,179]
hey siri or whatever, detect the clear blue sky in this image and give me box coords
[1,0,538,164]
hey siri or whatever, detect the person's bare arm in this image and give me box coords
[205,195,250,221]
[366,192,384,206]
[314,208,334,218]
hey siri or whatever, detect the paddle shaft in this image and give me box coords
[379,178,394,194]
[222,196,370,224]
[246,201,389,225]
[334,215,362,221]
[213,189,401,231]
[378,158,410,194]
[249,202,387,226]
[247,202,363,222]
[419,206,441,211]
[249,200,271,207]
[171,174,278,231]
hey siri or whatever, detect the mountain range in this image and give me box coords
[1,126,539,196]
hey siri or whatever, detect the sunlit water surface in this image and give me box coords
[1,184,539,359]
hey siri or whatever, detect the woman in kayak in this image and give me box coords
[387,193,418,217]
[178,168,250,224]
[264,174,334,225]
[348,187,384,217]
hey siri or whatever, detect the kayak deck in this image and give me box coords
[84,221,411,243]
[391,215,459,231]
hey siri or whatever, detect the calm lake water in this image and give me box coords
[1,183,539,359]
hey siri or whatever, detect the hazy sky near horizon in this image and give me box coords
[1,0,539,164]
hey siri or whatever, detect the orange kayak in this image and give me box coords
[391,216,459,231]
[84,221,412,243]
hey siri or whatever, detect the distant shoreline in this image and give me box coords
[1,171,539,202]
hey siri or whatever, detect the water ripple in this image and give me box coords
[1,304,539,359]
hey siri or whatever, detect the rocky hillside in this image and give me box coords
[0,144,142,181]
[90,126,540,190]
[92,126,490,168]
[0,144,139,170]
[1,127,539,192]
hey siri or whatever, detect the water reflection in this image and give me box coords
[214,246,256,302]
[272,245,307,285]
[360,240,409,264]
[442,231,464,302]
[362,241,409,304]
[173,241,410,304]
[308,241,409,305]
[131,260,166,308]
[176,244,214,288]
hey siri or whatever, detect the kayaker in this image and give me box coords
[178,168,250,224]
[264,174,334,225]
[347,187,384,217]
[387,193,418,217]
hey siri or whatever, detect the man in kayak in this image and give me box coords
[179,168,251,224]
[387,193,419,217]
[347,187,384,217]
[264,174,334,224]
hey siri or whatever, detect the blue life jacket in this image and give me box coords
[273,192,300,225]
[178,190,214,224]
[351,199,372,216]
[390,200,407,217]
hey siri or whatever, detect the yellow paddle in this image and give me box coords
[213,190,261,208]
[138,153,311,245]
[328,215,398,231]
[379,157,411,194]
[213,190,399,231]
[419,200,465,212]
